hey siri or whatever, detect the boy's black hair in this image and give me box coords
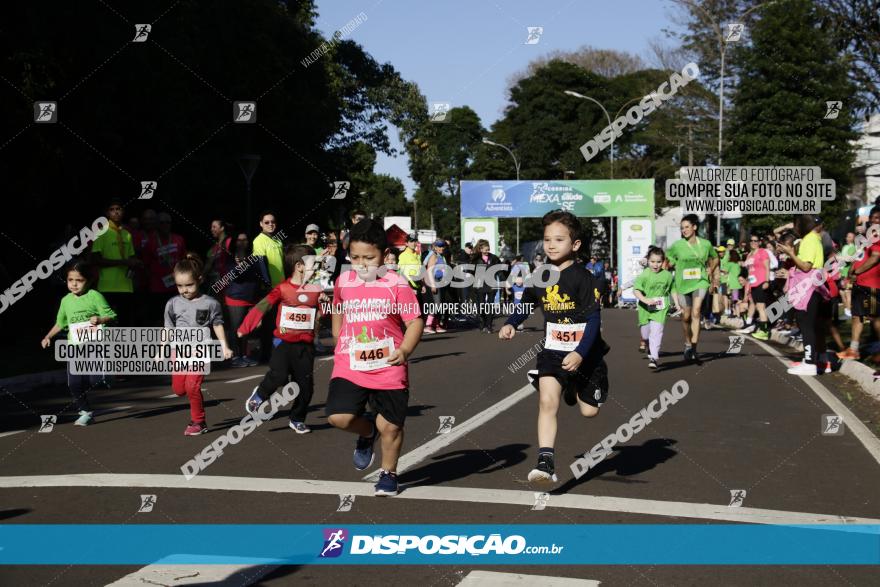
[348,218,387,251]
[258,210,276,222]
[283,244,316,277]
[106,198,124,210]
[681,214,700,227]
[542,209,582,242]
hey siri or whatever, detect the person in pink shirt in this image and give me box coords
[326,219,424,497]
[744,233,771,340]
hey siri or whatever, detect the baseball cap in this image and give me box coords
[433,239,447,247]
[305,223,320,234]
[406,232,418,242]
[726,238,735,245]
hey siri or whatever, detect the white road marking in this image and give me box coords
[1,473,876,526]
[160,394,178,399]
[749,337,880,466]
[226,375,263,384]
[458,571,599,586]
[364,383,535,481]
[0,430,25,439]
[106,559,277,586]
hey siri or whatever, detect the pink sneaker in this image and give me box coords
[423,327,436,335]
[184,422,208,436]
[434,325,447,333]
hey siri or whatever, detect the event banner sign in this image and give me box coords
[618,218,654,303]
[461,180,654,218]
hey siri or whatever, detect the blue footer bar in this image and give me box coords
[1,525,878,565]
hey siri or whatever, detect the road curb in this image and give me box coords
[720,316,880,402]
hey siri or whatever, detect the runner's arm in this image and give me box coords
[237,287,280,336]
[387,316,425,366]
[573,310,600,359]
[853,251,880,275]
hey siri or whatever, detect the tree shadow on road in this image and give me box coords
[399,443,530,488]
[552,438,679,495]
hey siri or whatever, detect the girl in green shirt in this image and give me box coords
[41,261,117,426]
[633,247,674,370]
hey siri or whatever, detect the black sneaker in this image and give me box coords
[527,453,557,483]
[648,358,658,369]
[374,470,399,497]
[683,347,693,362]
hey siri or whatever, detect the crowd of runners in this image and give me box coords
[36,195,880,496]
[631,208,880,379]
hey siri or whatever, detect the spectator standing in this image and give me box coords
[90,200,140,326]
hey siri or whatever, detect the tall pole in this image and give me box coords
[717,43,725,245]
[564,91,614,178]
[482,138,521,253]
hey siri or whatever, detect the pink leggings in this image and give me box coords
[639,321,665,361]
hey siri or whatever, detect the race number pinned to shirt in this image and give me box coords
[652,297,666,310]
[69,321,104,345]
[280,306,316,330]
[350,338,395,371]
[545,322,586,352]
[683,267,702,280]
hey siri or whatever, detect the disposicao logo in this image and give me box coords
[319,528,348,558]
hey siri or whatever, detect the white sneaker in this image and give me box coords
[844,308,852,318]
[734,324,756,334]
[787,362,818,376]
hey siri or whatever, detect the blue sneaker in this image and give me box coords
[245,387,264,416]
[374,470,399,496]
[353,422,377,470]
[289,420,311,434]
[242,356,258,367]
[74,411,93,426]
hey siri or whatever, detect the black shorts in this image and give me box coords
[751,284,771,304]
[530,351,609,407]
[325,377,409,427]
[852,285,880,318]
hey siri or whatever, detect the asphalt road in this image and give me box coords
[1,309,879,586]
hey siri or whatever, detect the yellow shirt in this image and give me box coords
[398,247,422,288]
[797,231,824,270]
[253,232,284,286]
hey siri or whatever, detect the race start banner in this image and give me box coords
[460,179,654,218]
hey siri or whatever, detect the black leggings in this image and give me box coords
[796,292,828,364]
[226,304,252,357]
[475,288,496,329]
[256,341,314,422]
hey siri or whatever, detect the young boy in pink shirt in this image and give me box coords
[326,219,424,496]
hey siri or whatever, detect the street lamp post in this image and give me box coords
[564,90,615,179]
[673,0,776,245]
[482,138,521,253]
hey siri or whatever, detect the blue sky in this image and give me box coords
[314,0,684,196]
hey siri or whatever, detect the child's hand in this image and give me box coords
[222,346,233,360]
[561,351,583,371]
[89,315,99,325]
[498,324,515,340]
[387,347,410,366]
[41,337,51,349]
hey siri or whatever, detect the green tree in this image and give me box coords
[726,0,859,231]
